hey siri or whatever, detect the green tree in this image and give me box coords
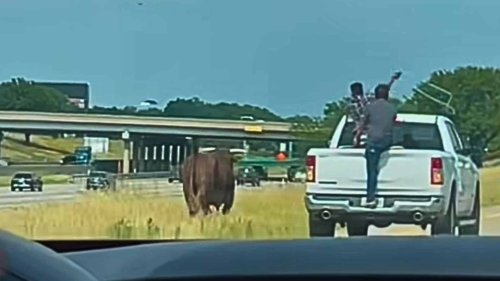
[401,66,500,150]
[0,78,75,112]
[163,97,284,121]
[0,78,77,142]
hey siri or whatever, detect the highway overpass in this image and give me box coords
[0,111,294,140]
[0,111,296,174]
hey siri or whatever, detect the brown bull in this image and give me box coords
[182,151,235,217]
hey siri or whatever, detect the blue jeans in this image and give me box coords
[364,135,392,202]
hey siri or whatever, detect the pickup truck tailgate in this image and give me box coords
[314,148,442,193]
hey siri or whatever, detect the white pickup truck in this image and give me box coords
[305,113,481,237]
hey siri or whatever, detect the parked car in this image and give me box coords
[11,172,43,192]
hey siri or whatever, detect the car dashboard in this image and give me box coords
[2,230,500,281]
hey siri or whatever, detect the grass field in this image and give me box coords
[480,165,500,206]
[0,165,496,240]
[1,133,123,162]
[0,185,308,239]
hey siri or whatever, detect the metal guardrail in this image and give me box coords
[116,171,178,180]
[0,164,91,177]
[70,170,180,184]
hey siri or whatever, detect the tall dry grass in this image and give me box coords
[0,165,497,240]
[0,185,308,240]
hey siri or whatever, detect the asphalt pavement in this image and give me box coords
[0,178,185,209]
[0,181,499,236]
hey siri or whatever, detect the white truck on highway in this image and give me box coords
[305,113,481,237]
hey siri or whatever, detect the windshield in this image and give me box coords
[13,173,33,179]
[338,121,444,150]
[0,0,498,248]
[89,172,106,178]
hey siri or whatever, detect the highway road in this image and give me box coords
[0,183,81,209]
[0,180,498,236]
[0,179,184,209]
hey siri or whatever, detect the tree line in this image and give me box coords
[1,66,499,158]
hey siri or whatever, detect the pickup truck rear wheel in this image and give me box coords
[431,194,457,236]
[459,185,480,235]
[308,214,335,237]
[347,221,369,236]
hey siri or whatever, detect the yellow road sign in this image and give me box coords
[243,125,263,133]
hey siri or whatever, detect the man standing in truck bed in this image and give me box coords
[359,84,397,208]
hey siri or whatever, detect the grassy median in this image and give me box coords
[1,133,123,162]
[0,166,497,239]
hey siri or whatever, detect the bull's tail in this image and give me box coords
[197,154,217,216]
[182,155,200,217]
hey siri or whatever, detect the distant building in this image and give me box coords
[35,81,90,109]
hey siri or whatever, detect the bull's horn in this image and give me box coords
[229,148,246,154]
[199,147,217,153]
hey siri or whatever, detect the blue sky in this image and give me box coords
[1,0,499,117]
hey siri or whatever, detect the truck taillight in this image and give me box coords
[306,155,316,183]
[431,157,443,185]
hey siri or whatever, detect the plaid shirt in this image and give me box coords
[346,94,373,125]
[347,92,373,130]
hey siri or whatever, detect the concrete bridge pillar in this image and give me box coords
[154,143,163,171]
[144,144,155,171]
[155,144,164,171]
[121,131,130,174]
[150,145,156,171]
[287,141,294,158]
[131,140,139,173]
[160,144,167,171]
[183,144,188,163]
[167,144,173,171]
[0,131,3,158]
[143,145,149,172]
[171,144,179,171]
[131,137,145,173]
[178,145,185,164]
